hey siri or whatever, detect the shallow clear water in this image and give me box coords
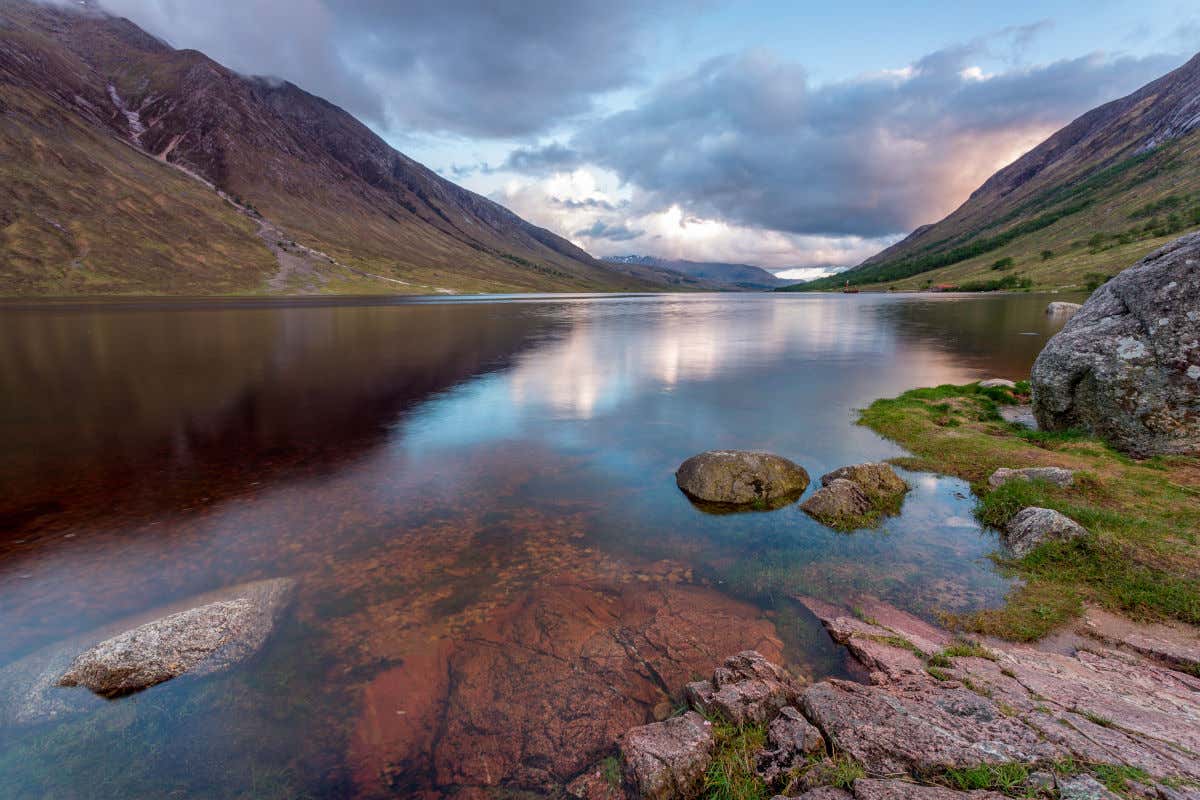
[0,292,1078,798]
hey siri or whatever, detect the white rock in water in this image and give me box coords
[979,378,1017,389]
[1046,301,1082,316]
[58,578,294,697]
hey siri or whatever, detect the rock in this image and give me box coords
[567,766,627,800]
[58,578,295,697]
[800,479,871,528]
[768,705,825,756]
[820,463,909,502]
[1025,771,1056,793]
[1002,507,1089,557]
[978,379,1017,389]
[1047,301,1083,316]
[1031,231,1200,457]
[349,578,785,795]
[620,711,714,800]
[852,778,1007,800]
[1080,607,1200,675]
[800,679,1063,776]
[999,405,1038,429]
[1058,775,1122,800]
[686,650,800,725]
[772,788,853,800]
[676,450,810,507]
[758,705,826,785]
[987,467,1075,490]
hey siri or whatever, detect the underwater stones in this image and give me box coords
[620,711,714,800]
[686,650,800,726]
[1032,231,1200,457]
[1002,507,1089,557]
[802,463,909,530]
[675,450,810,507]
[58,577,294,697]
[987,466,1075,490]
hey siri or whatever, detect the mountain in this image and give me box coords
[0,0,688,296]
[603,255,788,290]
[789,52,1200,292]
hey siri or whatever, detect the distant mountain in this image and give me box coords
[0,0,690,295]
[790,52,1200,292]
[603,255,788,290]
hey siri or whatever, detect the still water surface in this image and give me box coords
[0,292,1076,798]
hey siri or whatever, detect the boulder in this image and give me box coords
[1031,231,1200,457]
[800,479,871,528]
[1046,301,1083,316]
[58,578,294,697]
[987,467,1075,490]
[1003,507,1089,557]
[820,463,909,502]
[620,711,714,800]
[686,650,799,726]
[978,379,1017,389]
[676,450,810,507]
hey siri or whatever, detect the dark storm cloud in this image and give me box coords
[573,220,644,241]
[95,0,680,136]
[527,46,1183,237]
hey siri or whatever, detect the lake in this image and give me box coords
[0,292,1078,799]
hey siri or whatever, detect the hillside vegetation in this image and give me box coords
[0,0,675,295]
[787,53,1200,292]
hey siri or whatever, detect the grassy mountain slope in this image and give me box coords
[788,52,1200,292]
[0,0,675,295]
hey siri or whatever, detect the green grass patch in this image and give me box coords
[703,721,768,800]
[943,763,1030,793]
[858,382,1200,641]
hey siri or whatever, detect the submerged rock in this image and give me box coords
[59,578,294,697]
[987,466,1075,489]
[800,478,871,528]
[1032,231,1200,457]
[1003,507,1089,557]
[676,450,810,507]
[620,711,714,800]
[820,463,909,502]
[686,650,800,725]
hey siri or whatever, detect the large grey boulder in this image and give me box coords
[58,578,294,697]
[1003,507,1088,557]
[620,711,714,800]
[1032,232,1200,456]
[676,450,810,507]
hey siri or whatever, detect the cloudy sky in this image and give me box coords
[93,0,1198,276]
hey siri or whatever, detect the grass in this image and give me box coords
[858,383,1200,641]
[703,720,768,800]
[601,755,623,789]
[944,763,1030,793]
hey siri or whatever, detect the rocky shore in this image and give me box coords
[579,596,1200,800]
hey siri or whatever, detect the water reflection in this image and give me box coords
[0,292,1079,799]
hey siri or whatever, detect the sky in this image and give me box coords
[89,0,1199,276]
